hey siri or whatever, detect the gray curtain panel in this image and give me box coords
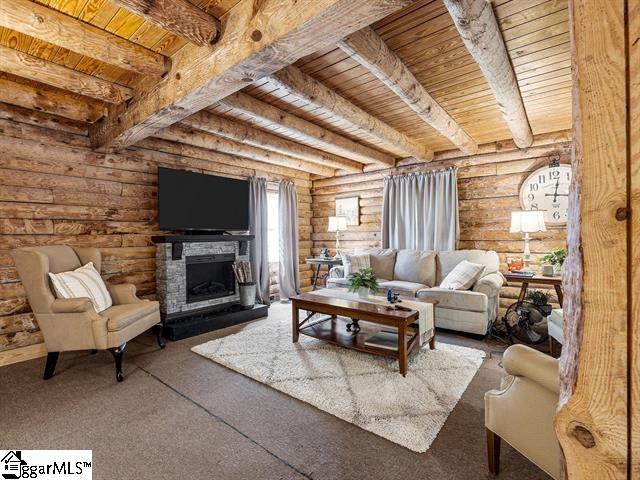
[249,177,270,304]
[278,180,300,301]
[382,168,459,251]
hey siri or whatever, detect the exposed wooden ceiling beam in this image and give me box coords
[158,124,336,177]
[218,92,395,166]
[112,0,221,47]
[443,0,533,148]
[267,66,433,162]
[182,111,362,173]
[337,26,478,155]
[0,76,105,122]
[89,0,416,150]
[0,45,132,104]
[0,0,168,76]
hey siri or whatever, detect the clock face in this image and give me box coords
[519,164,572,227]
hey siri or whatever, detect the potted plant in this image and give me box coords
[541,247,567,275]
[348,267,379,299]
[526,289,553,316]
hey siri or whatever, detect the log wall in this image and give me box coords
[311,132,571,315]
[0,115,313,354]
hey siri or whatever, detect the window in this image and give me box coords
[267,191,279,263]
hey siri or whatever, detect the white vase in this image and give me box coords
[357,287,370,299]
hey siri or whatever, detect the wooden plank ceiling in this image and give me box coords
[0,0,571,176]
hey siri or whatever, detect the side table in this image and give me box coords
[305,258,342,290]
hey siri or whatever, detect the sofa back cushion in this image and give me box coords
[354,248,397,280]
[393,249,437,286]
[436,250,499,285]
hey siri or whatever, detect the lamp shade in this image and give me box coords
[328,216,348,232]
[510,210,547,233]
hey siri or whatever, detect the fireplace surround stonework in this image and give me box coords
[155,238,250,318]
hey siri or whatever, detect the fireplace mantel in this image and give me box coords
[152,234,254,244]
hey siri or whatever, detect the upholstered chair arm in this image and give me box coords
[328,266,345,279]
[472,272,504,296]
[107,283,142,305]
[51,298,94,313]
[502,344,559,394]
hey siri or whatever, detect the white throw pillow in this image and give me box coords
[439,260,485,290]
[342,253,370,277]
[49,262,113,313]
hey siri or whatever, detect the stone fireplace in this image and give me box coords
[154,236,251,318]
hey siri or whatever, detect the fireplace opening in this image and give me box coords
[185,253,236,304]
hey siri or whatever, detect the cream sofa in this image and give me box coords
[326,248,504,335]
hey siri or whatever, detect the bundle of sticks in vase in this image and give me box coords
[232,261,253,285]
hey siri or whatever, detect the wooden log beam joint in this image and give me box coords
[112,0,222,46]
[0,0,169,76]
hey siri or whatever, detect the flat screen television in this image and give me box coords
[158,167,249,232]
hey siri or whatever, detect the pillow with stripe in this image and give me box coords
[439,260,485,291]
[342,253,371,277]
[48,262,113,313]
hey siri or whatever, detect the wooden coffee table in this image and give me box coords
[290,292,435,376]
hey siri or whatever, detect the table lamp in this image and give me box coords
[510,210,546,272]
[327,216,347,259]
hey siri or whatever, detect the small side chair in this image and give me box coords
[12,246,164,382]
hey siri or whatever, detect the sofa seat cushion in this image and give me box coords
[379,280,427,297]
[102,301,158,332]
[393,249,436,287]
[327,277,391,289]
[416,287,488,313]
[354,248,397,280]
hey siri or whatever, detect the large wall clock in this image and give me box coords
[519,164,572,227]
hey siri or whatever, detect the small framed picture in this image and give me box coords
[336,196,359,226]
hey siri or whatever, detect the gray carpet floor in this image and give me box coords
[0,302,550,480]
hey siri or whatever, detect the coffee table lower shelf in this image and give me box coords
[299,316,421,360]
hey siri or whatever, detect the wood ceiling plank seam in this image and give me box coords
[375,3,446,39]
[498,0,568,30]
[501,10,568,42]
[377,6,448,46]
[510,42,570,66]
[505,20,569,49]
[372,0,436,31]
[514,52,571,75]
[494,0,551,20]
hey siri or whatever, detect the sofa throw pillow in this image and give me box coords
[342,253,370,277]
[393,249,437,287]
[439,260,485,290]
[49,262,112,313]
[354,248,397,280]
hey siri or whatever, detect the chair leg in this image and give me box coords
[43,352,59,380]
[108,343,126,382]
[153,323,166,349]
[487,428,501,475]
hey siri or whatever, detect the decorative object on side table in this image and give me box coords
[509,210,547,272]
[327,216,347,259]
[526,289,553,316]
[541,247,567,276]
[320,247,330,259]
[348,267,379,299]
[232,260,255,310]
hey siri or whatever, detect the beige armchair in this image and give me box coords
[12,246,164,382]
[485,344,561,479]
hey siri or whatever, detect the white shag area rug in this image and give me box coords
[191,303,485,452]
